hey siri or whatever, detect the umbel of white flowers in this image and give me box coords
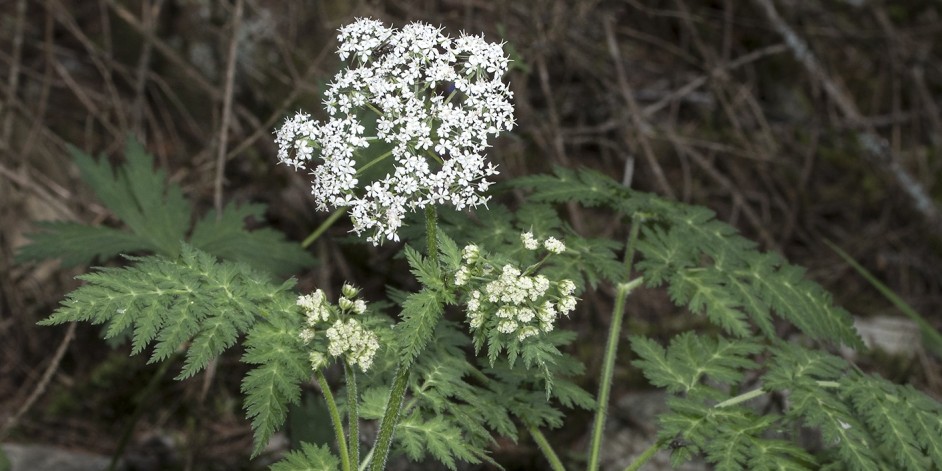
[297,284,379,371]
[455,232,577,342]
[276,18,515,245]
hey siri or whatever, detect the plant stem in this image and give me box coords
[358,149,393,175]
[302,207,346,248]
[529,426,566,471]
[622,215,642,269]
[714,380,839,409]
[623,440,664,471]
[425,205,438,265]
[586,277,643,470]
[316,370,351,471]
[369,206,439,471]
[345,363,360,470]
[588,216,644,471]
[369,366,409,471]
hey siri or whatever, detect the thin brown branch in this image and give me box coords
[751,0,942,232]
[604,18,676,198]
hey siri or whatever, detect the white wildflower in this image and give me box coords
[325,318,380,371]
[521,231,539,250]
[352,299,367,315]
[298,290,330,324]
[454,237,578,342]
[454,266,471,286]
[275,18,514,245]
[543,237,566,254]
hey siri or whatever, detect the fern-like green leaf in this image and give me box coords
[40,245,289,379]
[396,289,443,367]
[397,412,483,470]
[242,314,310,457]
[511,166,625,208]
[631,333,762,394]
[17,139,190,263]
[270,442,339,471]
[403,245,445,295]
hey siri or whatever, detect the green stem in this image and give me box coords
[714,380,839,409]
[369,366,410,471]
[588,217,644,471]
[369,207,439,471]
[586,277,643,470]
[529,426,566,471]
[345,363,360,470]
[316,370,351,471]
[425,205,438,265]
[622,216,642,269]
[302,207,346,248]
[623,440,665,471]
[358,149,393,175]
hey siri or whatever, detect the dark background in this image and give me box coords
[1,1,941,469]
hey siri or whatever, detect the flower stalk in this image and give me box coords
[587,218,643,471]
[316,369,351,471]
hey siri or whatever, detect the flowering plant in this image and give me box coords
[22,17,942,471]
[275,18,514,244]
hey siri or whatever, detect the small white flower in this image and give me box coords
[353,299,367,315]
[543,237,566,254]
[299,328,316,344]
[325,318,380,371]
[521,231,539,250]
[497,320,518,334]
[462,244,480,262]
[454,266,471,286]
[559,279,576,296]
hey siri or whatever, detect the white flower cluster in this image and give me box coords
[297,283,379,371]
[455,235,578,341]
[275,18,515,245]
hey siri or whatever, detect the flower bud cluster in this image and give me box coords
[275,18,515,245]
[454,234,578,341]
[297,283,379,371]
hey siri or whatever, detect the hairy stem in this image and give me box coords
[316,370,351,471]
[302,207,346,248]
[369,366,409,471]
[529,426,566,471]
[588,218,644,471]
[369,206,439,470]
[345,363,360,470]
[425,205,438,265]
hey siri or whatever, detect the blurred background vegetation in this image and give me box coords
[1,0,941,469]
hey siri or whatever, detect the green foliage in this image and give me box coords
[515,166,862,348]
[270,442,339,471]
[16,138,314,276]
[630,334,942,470]
[434,203,628,290]
[630,333,762,394]
[37,240,311,458]
[40,244,294,378]
[516,167,942,470]
[242,313,311,457]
